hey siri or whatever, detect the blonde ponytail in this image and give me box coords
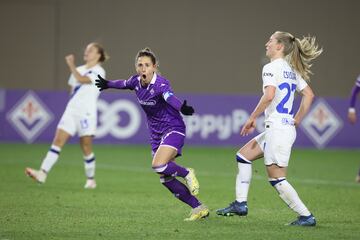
[275,31,323,81]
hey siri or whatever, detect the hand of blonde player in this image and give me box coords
[293,117,299,127]
[65,54,75,67]
[348,111,357,124]
[240,118,256,136]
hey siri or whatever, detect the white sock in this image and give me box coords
[235,153,252,203]
[84,153,95,179]
[270,178,311,216]
[40,145,61,173]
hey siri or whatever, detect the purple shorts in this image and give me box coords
[151,130,185,157]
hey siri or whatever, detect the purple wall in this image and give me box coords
[1,89,359,148]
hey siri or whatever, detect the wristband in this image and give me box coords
[348,108,356,113]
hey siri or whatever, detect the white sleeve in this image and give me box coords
[68,74,77,87]
[296,75,308,92]
[262,63,277,87]
[356,75,360,86]
[68,65,82,86]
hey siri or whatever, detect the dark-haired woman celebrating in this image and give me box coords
[95,47,209,221]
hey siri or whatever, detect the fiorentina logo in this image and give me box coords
[6,91,53,143]
[301,98,343,148]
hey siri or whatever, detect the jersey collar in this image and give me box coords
[137,73,157,90]
[147,73,157,90]
[149,73,157,85]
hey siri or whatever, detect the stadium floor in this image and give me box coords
[1,143,359,240]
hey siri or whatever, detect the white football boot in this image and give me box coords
[25,168,47,184]
[84,179,97,189]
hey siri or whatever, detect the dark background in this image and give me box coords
[1,0,359,96]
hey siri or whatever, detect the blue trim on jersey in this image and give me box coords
[84,69,100,80]
[70,85,81,99]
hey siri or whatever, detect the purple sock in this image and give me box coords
[153,161,189,177]
[161,176,201,208]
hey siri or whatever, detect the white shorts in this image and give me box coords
[254,122,296,167]
[57,108,97,137]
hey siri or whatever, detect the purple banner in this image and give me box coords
[1,89,359,148]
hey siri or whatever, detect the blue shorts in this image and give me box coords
[151,130,185,157]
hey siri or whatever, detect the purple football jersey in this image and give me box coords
[124,74,186,140]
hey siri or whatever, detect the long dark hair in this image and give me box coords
[135,47,157,65]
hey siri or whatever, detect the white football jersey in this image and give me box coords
[66,64,105,115]
[262,58,308,123]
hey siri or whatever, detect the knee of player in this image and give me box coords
[80,142,92,152]
[152,163,167,174]
[53,138,66,148]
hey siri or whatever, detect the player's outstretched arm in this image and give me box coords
[163,91,195,115]
[95,75,129,91]
[95,75,109,91]
[180,100,194,115]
